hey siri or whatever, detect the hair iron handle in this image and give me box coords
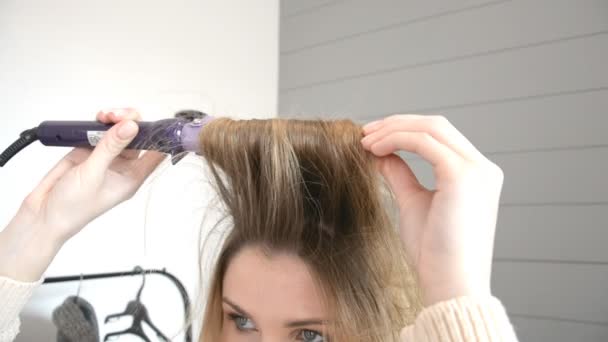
[0,110,214,167]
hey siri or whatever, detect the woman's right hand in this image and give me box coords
[0,108,165,282]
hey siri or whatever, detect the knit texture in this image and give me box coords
[400,295,519,341]
[52,296,99,342]
[0,275,42,342]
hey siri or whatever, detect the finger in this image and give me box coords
[119,147,141,161]
[96,110,112,124]
[97,108,142,123]
[82,120,139,176]
[374,154,427,205]
[30,148,92,199]
[367,131,460,171]
[362,117,393,134]
[363,115,484,161]
[111,109,141,159]
[106,108,142,123]
[362,114,479,159]
[98,108,142,160]
[129,151,166,186]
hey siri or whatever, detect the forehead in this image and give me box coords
[222,245,328,321]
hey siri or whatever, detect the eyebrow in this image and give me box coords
[223,297,253,318]
[222,297,328,328]
[285,319,327,328]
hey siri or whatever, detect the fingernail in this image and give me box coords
[118,121,138,139]
[361,137,372,151]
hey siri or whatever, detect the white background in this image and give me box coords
[0,0,278,340]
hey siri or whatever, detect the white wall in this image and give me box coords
[279,0,608,341]
[0,0,278,340]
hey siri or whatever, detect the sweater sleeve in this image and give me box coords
[400,295,519,342]
[0,276,42,342]
[1,277,519,342]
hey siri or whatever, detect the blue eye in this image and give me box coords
[228,314,256,331]
[298,329,324,342]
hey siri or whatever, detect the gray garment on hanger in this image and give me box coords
[52,296,100,342]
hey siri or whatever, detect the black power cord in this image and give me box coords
[0,127,39,167]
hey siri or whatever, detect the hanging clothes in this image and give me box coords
[52,296,99,342]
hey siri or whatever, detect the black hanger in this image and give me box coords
[104,267,170,342]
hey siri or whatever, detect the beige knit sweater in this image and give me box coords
[0,275,519,341]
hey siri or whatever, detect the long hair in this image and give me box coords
[197,117,422,341]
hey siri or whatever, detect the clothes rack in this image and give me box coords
[43,267,192,342]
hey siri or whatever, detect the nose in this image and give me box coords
[260,334,285,342]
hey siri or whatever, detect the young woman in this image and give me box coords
[0,108,519,341]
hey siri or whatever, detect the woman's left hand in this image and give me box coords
[361,114,504,306]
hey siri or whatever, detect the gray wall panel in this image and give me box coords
[281,0,495,52]
[281,0,342,18]
[297,89,608,153]
[495,205,608,263]
[282,0,608,90]
[280,33,608,116]
[405,147,608,204]
[280,0,608,338]
[493,262,608,323]
[510,317,608,342]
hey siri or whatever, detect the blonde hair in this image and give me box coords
[197,118,422,341]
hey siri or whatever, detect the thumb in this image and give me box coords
[375,154,426,206]
[83,120,139,175]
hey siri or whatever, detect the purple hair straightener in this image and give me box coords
[0,110,214,167]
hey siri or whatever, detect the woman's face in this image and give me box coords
[221,245,331,342]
